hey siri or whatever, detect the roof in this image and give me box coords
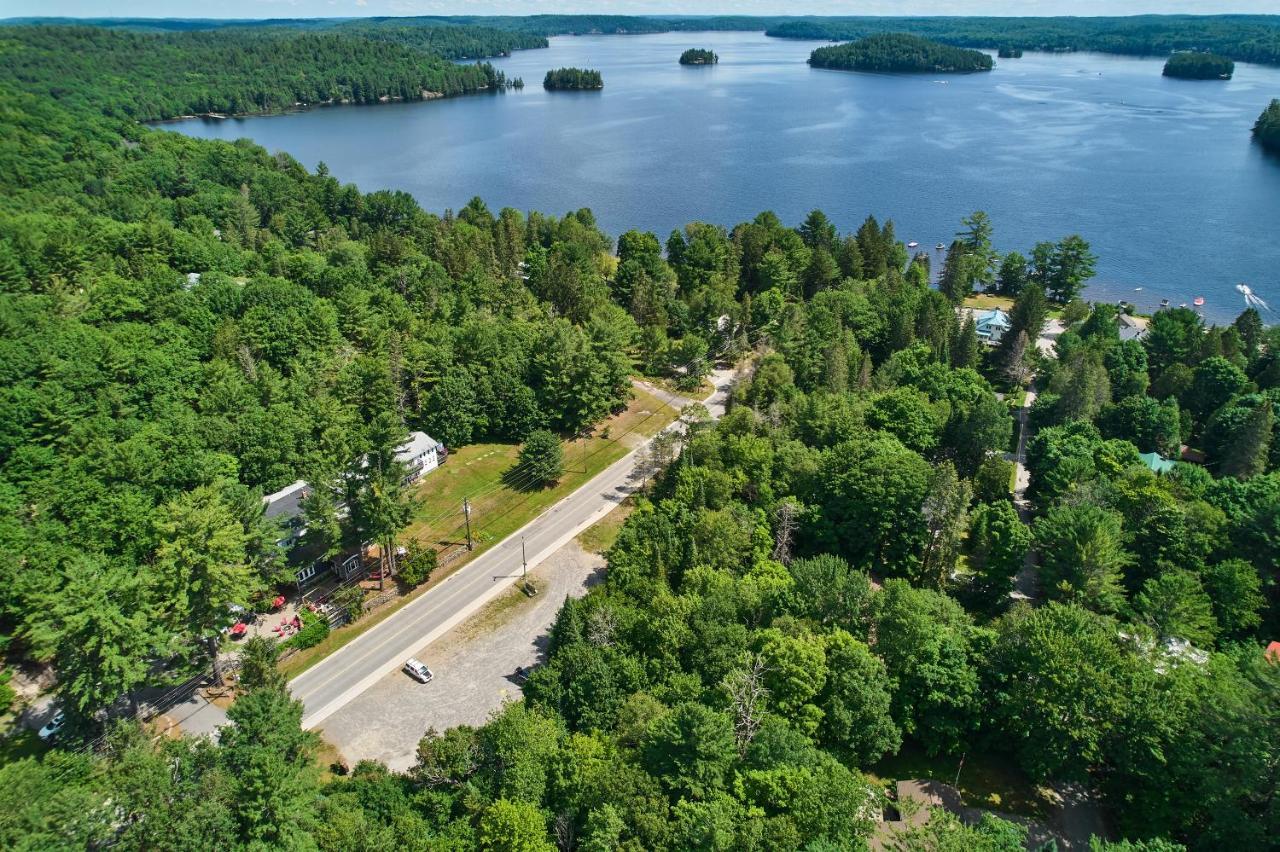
[1266,641,1280,664]
[396,431,441,464]
[975,308,1012,329]
[1138,451,1176,475]
[263,479,309,520]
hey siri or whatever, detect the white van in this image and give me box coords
[403,658,434,684]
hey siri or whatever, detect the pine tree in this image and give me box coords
[1219,402,1272,479]
[938,240,971,302]
[952,315,980,369]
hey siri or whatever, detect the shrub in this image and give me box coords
[398,540,438,588]
[288,609,329,649]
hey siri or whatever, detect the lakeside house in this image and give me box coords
[1117,312,1149,342]
[974,308,1012,344]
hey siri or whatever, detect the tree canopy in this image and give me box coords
[809,33,994,73]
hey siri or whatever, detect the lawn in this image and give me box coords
[870,744,1053,820]
[963,294,1015,312]
[576,498,636,555]
[402,385,680,555]
[280,386,681,679]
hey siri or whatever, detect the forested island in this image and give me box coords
[0,18,1279,852]
[679,47,719,65]
[1163,51,1235,79]
[767,15,1280,67]
[1256,99,1280,153]
[810,33,994,73]
[543,66,604,90]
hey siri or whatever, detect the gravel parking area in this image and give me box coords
[316,539,605,772]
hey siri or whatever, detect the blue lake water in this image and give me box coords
[168,31,1280,323]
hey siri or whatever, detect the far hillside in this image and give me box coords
[810,33,993,73]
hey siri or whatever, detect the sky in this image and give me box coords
[4,1,1275,20]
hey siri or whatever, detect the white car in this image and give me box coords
[403,658,434,684]
[38,712,65,742]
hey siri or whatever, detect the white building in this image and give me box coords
[396,431,446,484]
[974,308,1013,344]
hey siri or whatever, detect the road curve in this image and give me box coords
[292,366,740,729]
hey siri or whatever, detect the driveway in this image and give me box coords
[316,540,605,772]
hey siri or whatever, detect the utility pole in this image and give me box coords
[463,497,473,551]
[520,536,536,596]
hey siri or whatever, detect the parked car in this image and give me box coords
[38,712,65,742]
[403,658,433,684]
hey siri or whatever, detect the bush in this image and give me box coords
[288,609,329,649]
[398,540,438,588]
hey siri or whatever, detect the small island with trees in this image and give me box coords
[679,48,719,65]
[1163,51,1235,79]
[998,45,1023,59]
[1255,99,1280,153]
[810,33,994,74]
[543,67,604,90]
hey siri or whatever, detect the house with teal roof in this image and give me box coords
[1139,451,1176,475]
[974,308,1012,344]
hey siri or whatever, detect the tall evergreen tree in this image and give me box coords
[938,240,971,303]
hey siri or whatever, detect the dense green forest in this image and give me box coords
[810,33,994,74]
[0,24,522,120]
[11,12,1280,66]
[769,15,1280,68]
[1163,51,1234,79]
[543,67,604,90]
[1255,99,1280,153]
[0,19,1278,852]
[323,20,546,60]
[679,48,719,65]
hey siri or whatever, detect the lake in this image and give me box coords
[169,31,1280,324]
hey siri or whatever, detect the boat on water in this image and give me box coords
[935,243,945,250]
[907,241,919,248]
[1133,287,1143,292]
[1193,296,1205,307]
[1160,298,1171,308]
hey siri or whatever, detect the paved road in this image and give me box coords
[291,366,740,730]
[318,540,605,771]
